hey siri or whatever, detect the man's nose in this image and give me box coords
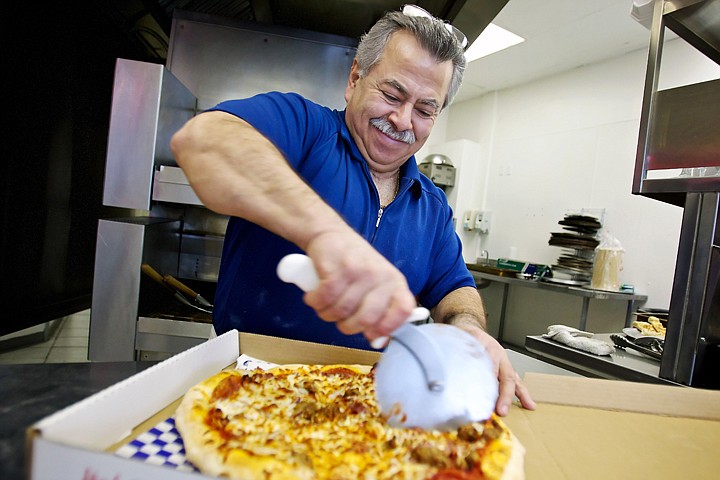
[389,102,413,133]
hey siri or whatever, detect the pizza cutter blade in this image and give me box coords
[277,253,498,431]
[374,323,498,430]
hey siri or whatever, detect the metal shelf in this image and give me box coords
[631,0,720,388]
[633,0,720,206]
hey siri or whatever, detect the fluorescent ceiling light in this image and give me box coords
[465,23,525,63]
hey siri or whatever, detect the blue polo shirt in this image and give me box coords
[209,92,474,349]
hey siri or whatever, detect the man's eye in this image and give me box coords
[416,109,434,118]
[383,92,400,102]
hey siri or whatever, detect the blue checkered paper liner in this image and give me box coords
[115,416,198,472]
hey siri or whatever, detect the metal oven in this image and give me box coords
[89,12,355,360]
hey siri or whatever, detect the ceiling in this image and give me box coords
[108,0,507,59]
[455,0,659,101]
[105,0,661,102]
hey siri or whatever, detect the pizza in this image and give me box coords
[175,363,524,479]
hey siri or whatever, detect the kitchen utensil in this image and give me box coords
[633,335,664,353]
[162,274,214,308]
[276,253,498,431]
[374,323,498,430]
[141,264,213,314]
[610,334,662,361]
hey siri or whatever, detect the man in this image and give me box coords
[171,7,535,416]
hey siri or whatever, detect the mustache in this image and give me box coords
[370,117,416,145]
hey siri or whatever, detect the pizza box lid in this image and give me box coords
[504,373,720,479]
[26,330,720,480]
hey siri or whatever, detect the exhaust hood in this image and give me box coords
[105,0,509,61]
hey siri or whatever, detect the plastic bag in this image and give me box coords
[591,232,624,291]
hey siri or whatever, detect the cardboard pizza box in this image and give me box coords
[26,330,720,479]
[26,330,380,480]
[504,373,720,479]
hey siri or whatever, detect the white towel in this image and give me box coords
[543,325,615,356]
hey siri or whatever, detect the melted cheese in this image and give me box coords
[180,365,511,480]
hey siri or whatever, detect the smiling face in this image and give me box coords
[344,30,454,173]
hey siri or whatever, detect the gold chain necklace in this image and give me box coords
[372,171,400,208]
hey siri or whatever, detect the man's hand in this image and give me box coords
[454,323,537,416]
[431,288,536,416]
[303,231,417,343]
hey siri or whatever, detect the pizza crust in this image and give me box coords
[502,433,526,480]
[173,372,230,478]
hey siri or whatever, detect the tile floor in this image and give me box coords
[0,309,91,364]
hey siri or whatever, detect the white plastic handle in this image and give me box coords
[277,253,320,292]
[277,253,429,350]
[370,307,430,349]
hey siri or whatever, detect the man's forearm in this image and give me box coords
[171,111,351,250]
[431,286,488,331]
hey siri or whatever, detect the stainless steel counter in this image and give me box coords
[525,333,679,385]
[471,270,646,303]
[470,270,647,338]
[506,348,580,379]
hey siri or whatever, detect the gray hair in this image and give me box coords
[354,10,466,109]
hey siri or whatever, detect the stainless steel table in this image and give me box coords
[470,270,647,340]
[525,333,679,385]
[505,348,580,379]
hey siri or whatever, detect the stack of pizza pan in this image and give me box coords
[546,214,602,285]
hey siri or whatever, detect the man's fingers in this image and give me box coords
[514,377,537,411]
[495,365,519,416]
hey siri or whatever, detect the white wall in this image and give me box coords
[420,37,720,309]
[422,139,488,263]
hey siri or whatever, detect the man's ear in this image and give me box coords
[344,59,361,102]
[347,59,361,87]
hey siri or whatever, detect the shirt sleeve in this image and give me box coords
[208,92,331,168]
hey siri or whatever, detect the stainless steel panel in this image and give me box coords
[166,13,355,111]
[135,316,213,356]
[633,0,720,205]
[153,165,202,205]
[156,65,198,166]
[103,59,196,210]
[179,234,224,281]
[103,60,162,210]
[664,0,720,63]
[660,192,720,387]
[182,207,229,237]
[89,217,181,361]
[647,79,720,171]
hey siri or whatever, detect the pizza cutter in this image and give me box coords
[277,253,498,431]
